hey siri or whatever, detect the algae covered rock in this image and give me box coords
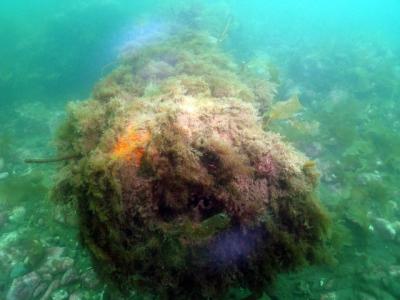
[52,31,329,299]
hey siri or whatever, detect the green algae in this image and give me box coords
[50,31,330,299]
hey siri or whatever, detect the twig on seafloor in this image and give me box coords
[24,154,81,164]
[218,13,233,43]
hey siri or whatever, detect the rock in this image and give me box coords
[304,142,322,157]
[0,211,8,228]
[0,171,9,180]
[356,290,396,300]
[0,249,14,275]
[320,292,337,300]
[40,279,59,300]
[6,271,41,300]
[42,273,53,282]
[355,292,377,300]
[51,289,69,300]
[389,265,400,277]
[68,292,82,300]
[81,269,100,289]
[371,217,396,240]
[10,262,28,279]
[0,231,19,248]
[55,257,74,273]
[385,268,400,298]
[388,200,398,212]
[60,268,79,286]
[9,206,26,224]
[46,247,65,258]
[25,240,46,269]
[53,206,78,227]
[357,172,382,185]
[0,212,8,229]
[38,255,74,275]
[392,221,400,232]
[33,283,49,298]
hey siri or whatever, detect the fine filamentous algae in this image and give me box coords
[1,1,400,300]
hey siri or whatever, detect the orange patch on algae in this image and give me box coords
[112,128,151,166]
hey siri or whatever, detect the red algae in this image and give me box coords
[52,31,329,299]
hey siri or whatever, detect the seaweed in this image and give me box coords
[264,94,302,128]
[51,30,330,299]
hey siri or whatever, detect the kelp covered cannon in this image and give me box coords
[52,31,329,299]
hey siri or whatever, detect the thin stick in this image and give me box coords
[24,154,81,164]
[218,14,233,43]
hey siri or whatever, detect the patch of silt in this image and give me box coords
[52,31,329,299]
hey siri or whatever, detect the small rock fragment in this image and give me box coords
[0,211,7,228]
[392,221,400,232]
[9,206,26,223]
[46,247,65,258]
[51,289,69,300]
[371,217,396,240]
[81,269,100,289]
[389,265,400,277]
[320,292,337,300]
[42,273,53,282]
[6,271,41,300]
[38,256,74,275]
[53,205,78,227]
[68,292,82,300]
[33,282,49,298]
[0,171,9,180]
[10,262,28,279]
[60,268,79,286]
[40,279,60,300]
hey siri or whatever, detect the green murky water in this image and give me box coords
[1,1,400,299]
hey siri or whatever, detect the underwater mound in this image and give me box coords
[52,31,329,299]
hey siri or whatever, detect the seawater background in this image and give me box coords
[1,0,400,299]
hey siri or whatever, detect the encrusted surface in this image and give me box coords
[52,31,329,299]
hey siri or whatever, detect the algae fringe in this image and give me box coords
[51,30,330,299]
